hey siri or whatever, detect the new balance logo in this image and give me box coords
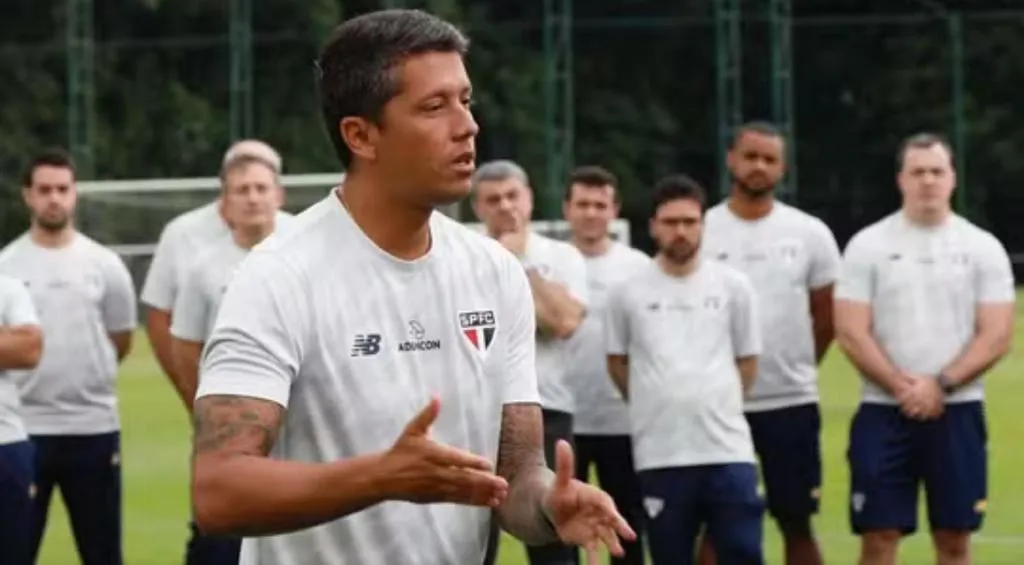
[351,334,382,357]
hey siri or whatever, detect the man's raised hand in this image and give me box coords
[382,396,509,507]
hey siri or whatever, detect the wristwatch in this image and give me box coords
[936,373,957,395]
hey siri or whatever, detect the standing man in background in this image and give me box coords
[170,151,285,565]
[472,159,589,565]
[0,148,138,565]
[0,274,43,565]
[141,140,287,412]
[835,133,1014,565]
[701,121,840,565]
[605,175,764,565]
[563,165,649,565]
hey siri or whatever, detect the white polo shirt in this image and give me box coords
[570,242,651,435]
[196,192,540,565]
[605,259,761,471]
[0,233,137,435]
[522,233,589,415]
[704,201,841,412]
[170,235,251,343]
[0,275,41,445]
[835,212,1015,405]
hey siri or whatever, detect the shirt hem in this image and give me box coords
[635,454,756,472]
[744,393,819,413]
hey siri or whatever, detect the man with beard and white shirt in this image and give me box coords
[141,140,290,412]
[701,121,840,565]
[472,159,589,565]
[606,174,764,565]
[0,148,138,565]
[0,274,43,565]
[562,165,649,565]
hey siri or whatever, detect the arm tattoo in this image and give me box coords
[495,402,559,544]
[192,395,283,457]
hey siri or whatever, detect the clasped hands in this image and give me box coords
[894,373,946,420]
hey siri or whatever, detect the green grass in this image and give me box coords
[36,298,1024,564]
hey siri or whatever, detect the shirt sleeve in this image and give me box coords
[101,253,139,333]
[501,257,541,405]
[140,224,180,311]
[807,220,842,290]
[604,282,630,356]
[834,231,875,303]
[1,278,39,326]
[170,262,210,343]
[195,252,307,408]
[975,234,1016,304]
[729,273,762,358]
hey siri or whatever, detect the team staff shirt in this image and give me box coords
[0,234,137,435]
[196,192,540,565]
[141,201,293,312]
[704,201,841,412]
[836,212,1015,405]
[522,233,589,415]
[605,259,761,471]
[171,235,254,343]
[0,275,41,445]
[570,242,651,435]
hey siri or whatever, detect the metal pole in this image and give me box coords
[949,12,968,217]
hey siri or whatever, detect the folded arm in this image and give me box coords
[527,270,585,339]
[0,325,43,369]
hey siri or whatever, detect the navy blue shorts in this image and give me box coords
[0,440,35,565]
[639,464,765,565]
[847,402,987,536]
[186,520,241,565]
[745,403,822,521]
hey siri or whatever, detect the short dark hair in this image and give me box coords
[564,165,618,201]
[21,148,76,187]
[896,132,954,171]
[731,120,783,148]
[651,174,707,216]
[316,9,470,167]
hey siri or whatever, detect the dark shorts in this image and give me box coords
[745,403,822,521]
[847,402,987,536]
[639,464,764,565]
[186,520,242,565]
[0,440,35,565]
[29,432,123,565]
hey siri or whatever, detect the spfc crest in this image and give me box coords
[459,309,496,354]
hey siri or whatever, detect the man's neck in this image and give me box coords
[29,225,75,249]
[656,253,700,278]
[902,207,951,228]
[573,235,612,258]
[232,224,274,250]
[727,187,774,221]
[339,176,432,261]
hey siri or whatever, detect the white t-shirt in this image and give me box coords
[570,242,651,435]
[0,233,137,435]
[523,233,589,414]
[605,259,761,471]
[141,201,293,311]
[171,236,251,343]
[704,201,841,411]
[196,192,540,565]
[835,212,1015,405]
[0,275,40,445]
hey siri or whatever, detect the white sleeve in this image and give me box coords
[170,263,209,343]
[834,232,875,303]
[501,258,541,405]
[1,279,39,326]
[730,273,762,358]
[563,246,590,307]
[807,220,842,290]
[195,252,307,408]
[604,283,630,356]
[975,234,1015,304]
[101,253,138,333]
[140,224,180,311]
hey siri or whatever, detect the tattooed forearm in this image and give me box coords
[495,403,559,545]
[192,395,283,457]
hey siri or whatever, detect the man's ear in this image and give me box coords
[340,116,380,163]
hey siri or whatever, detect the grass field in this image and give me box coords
[34,297,1024,564]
